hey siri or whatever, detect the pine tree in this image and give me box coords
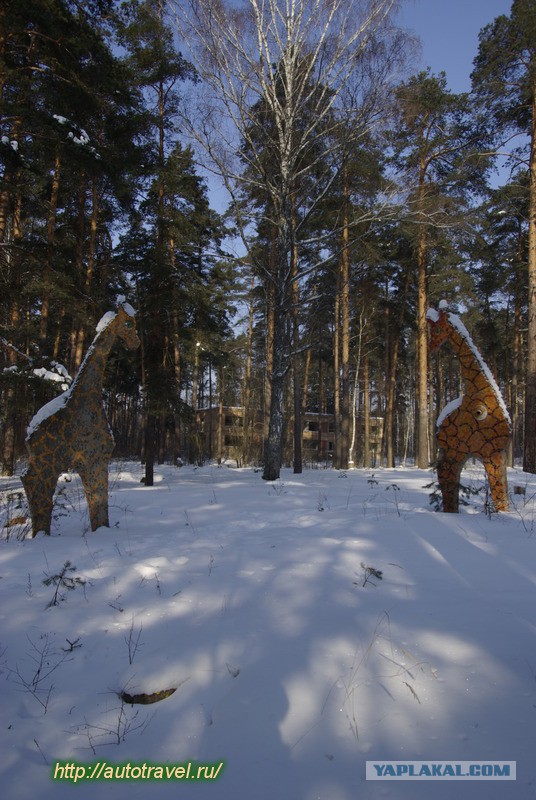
[471,0,536,472]
[117,0,199,483]
[0,0,141,473]
[391,70,490,468]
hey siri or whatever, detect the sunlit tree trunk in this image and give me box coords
[416,163,430,468]
[524,85,536,471]
[511,291,522,464]
[385,266,410,467]
[333,275,341,468]
[363,353,370,468]
[240,274,255,462]
[291,204,302,474]
[339,165,351,469]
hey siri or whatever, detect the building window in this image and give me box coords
[304,420,319,432]
[225,414,243,427]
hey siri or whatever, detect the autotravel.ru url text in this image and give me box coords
[52,760,225,783]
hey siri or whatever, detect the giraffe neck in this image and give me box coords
[68,325,116,404]
[448,327,494,400]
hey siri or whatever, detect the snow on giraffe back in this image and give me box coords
[426,302,511,513]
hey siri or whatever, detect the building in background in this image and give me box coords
[196,407,383,467]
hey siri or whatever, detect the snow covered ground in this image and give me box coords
[1,461,536,800]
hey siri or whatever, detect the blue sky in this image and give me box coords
[398,0,513,93]
[204,1,515,214]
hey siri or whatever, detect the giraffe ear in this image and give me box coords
[438,299,449,321]
[116,295,136,318]
[426,307,439,325]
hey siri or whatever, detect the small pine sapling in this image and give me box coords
[357,562,383,588]
[43,561,87,607]
[423,480,442,511]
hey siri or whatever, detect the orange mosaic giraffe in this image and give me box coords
[22,301,139,536]
[427,301,511,513]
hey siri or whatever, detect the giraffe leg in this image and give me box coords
[437,451,465,513]
[78,459,110,531]
[483,450,509,512]
[21,459,60,536]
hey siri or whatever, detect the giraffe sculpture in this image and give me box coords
[426,300,511,513]
[22,300,139,536]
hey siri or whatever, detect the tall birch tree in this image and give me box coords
[174,0,403,480]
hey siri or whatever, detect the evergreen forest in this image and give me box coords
[1,0,536,483]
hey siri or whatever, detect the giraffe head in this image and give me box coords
[426,302,452,354]
[113,303,140,350]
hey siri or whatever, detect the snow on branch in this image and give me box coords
[52,114,100,159]
[1,338,72,391]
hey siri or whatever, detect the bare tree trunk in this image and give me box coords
[40,147,62,348]
[143,53,168,486]
[243,274,255,463]
[416,166,430,468]
[333,272,341,468]
[72,178,99,371]
[67,183,88,372]
[264,230,276,442]
[511,289,521,464]
[385,266,410,467]
[523,85,536,472]
[1,165,23,476]
[263,220,291,481]
[301,267,317,412]
[360,354,368,468]
[291,209,302,474]
[217,369,224,464]
[170,238,182,465]
[339,165,351,469]
[1,304,18,473]
[263,304,287,479]
[189,336,200,465]
[302,345,312,410]
[0,117,22,243]
[144,415,155,485]
[349,306,365,466]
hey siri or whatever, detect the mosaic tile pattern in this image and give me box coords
[427,304,511,513]
[22,305,139,536]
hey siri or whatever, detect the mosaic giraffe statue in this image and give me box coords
[22,301,139,536]
[426,301,511,513]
